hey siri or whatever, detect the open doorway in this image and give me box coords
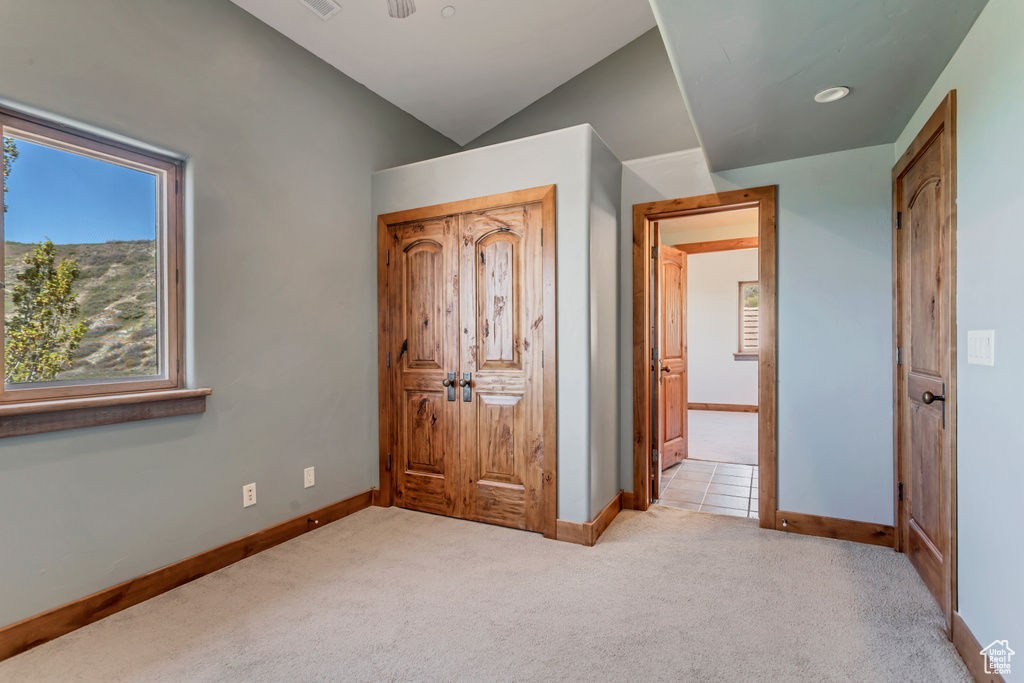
[656,208,760,518]
[632,187,777,529]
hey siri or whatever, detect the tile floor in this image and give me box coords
[656,459,758,519]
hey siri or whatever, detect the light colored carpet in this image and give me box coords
[688,409,758,466]
[0,506,969,683]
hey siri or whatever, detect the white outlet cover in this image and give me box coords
[304,467,315,488]
[243,483,257,507]
[967,330,995,366]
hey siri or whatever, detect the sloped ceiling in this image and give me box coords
[651,0,988,171]
[229,0,658,145]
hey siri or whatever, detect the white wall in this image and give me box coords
[685,249,759,406]
[371,125,621,523]
[619,146,894,526]
[896,0,1024,659]
[0,0,457,628]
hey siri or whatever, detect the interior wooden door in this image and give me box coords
[458,202,546,532]
[387,216,462,518]
[894,92,956,626]
[658,245,688,470]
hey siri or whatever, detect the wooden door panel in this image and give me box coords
[476,393,525,486]
[404,242,446,370]
[908,519,945,607]
[662,373,684,444]
[658,246,688,469]
[895,92,955,626]
[391,218,461,518]
[907,177,943,376]
[405,392,446,475]
[460,204,545,532]
[477,233,522,370]
[909,399,942,541]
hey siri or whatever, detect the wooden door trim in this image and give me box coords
[632,187,777,527]
[674,236,758,254]
[893,91,957,631]
[377,185,558,539]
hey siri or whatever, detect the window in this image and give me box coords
[1,107,204,434]
[735,280,759,360]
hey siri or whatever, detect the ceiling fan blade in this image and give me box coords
[387,0,416,18]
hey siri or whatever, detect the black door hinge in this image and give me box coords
[896,347,903,366]
[386,249,390,266]
[896,212,902,230]
[386,453,392,472]
[897,482,904,501]
[652,245,659,259]
[175,179,179,194]
[386,351,391,368]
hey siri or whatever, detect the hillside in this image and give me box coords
[4,240,158,381]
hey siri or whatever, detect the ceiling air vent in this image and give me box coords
[299,0,341,20]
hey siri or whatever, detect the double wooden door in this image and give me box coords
[894,91,956,627]
[382,197,549,533]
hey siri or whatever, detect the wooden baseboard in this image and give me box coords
[0,488,376,662]
[688,402,758,413]
[952,611,1008,683]
[775,510,894,547]
[556,492,623,547]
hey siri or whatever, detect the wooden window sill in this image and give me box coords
[733,353,759,361]
[0,388,212,438]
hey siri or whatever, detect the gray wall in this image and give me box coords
[465,29,698,163]
[620,146,895,526]
[371,125,621,523]
[896,0,1024,658]
[588,129,623,517]
[0,0,457,628]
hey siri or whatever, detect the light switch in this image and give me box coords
[967,330,995,366]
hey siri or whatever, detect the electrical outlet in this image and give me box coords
[304,466,315,489]
[243,482,257,508]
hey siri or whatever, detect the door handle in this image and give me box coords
[460,373,472,402]
[660,366,670,373]
[444,373,456,401]
[922,391,945,405]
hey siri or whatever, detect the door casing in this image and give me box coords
[632,187,778,527]
[892,91,957,633]
[377,185,558,539]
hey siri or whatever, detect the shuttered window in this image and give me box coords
[736,281,758,360]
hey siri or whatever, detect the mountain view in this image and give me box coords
[4,240,159,381]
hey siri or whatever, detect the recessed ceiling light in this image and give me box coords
[441,5,455,18]
[814,86,850,103]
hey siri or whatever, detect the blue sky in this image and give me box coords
[3,136,156,244]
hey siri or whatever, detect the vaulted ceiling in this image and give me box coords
[229,0,657,145]
[231,0,987,170]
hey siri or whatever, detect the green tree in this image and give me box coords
[4,240,88,383]
[2,137,17,213]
